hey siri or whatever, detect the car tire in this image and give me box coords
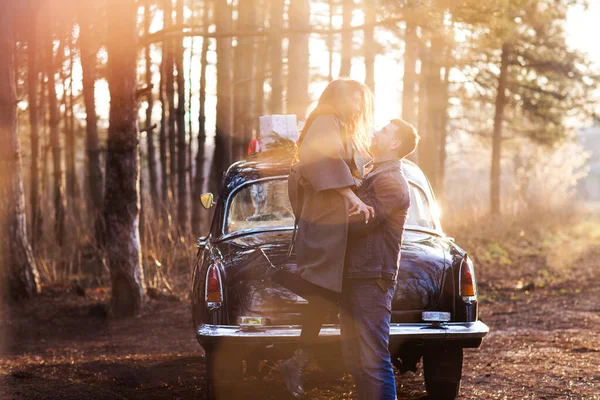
[423,347,463,400]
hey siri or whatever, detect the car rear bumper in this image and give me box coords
[197,321,489,348]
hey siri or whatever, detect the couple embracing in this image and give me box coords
[273,78,420,399]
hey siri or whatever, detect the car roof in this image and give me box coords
[224,147,432,194]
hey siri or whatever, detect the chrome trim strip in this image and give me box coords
[214,225,446,243]
[197,321,489,342]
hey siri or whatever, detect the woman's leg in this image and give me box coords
[276,271,339,398]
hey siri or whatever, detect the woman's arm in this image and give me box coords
[335,186,375,223]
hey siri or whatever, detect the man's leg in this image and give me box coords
[348,279,397,400]
[340,280,365,398]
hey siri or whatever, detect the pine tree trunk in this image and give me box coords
[188,34,194,200]
[0,4,41,300]
[402,20,418,163]
[268,0,284,114]
[437,62,450,201]
[254,34,266,131]
[339,0,353,77]
[491,44,509,215]
[211,0,233,194]
[165,0,177,202]
[105,0,147,317]
[287,0,310,119]
[175,0,188,232]
[192,3,211,236]
[417,39,429,170]
[159,42,169,209]
[65,35,79,216]
[363,1,375,91]
[402,21,417,126]
[253,0,265,132]
[425,32,445,193]
[28,27,42,249]
[327,0,334,81]
[145,0,159,213]
[80,11,105,247]
[46,35,66,247]
[234,0,256,159]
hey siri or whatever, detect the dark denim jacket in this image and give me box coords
[344,160,410,280]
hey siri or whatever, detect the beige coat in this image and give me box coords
[293,115,368,293]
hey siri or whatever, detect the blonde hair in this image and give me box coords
[298,78,374,156]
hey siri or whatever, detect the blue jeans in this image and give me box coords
[340,279,396,400]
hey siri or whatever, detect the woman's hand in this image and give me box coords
[335,186,375,223]
[348,198,375,223]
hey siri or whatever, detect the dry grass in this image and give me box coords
[31,197,202,299]
[443,205,600,302]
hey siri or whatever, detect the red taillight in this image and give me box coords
[206,265,223,303]
[460,255,477,299]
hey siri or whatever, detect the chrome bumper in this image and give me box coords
[197,321,489,345]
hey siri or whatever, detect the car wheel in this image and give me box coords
[204,347,244,400]
[423,347,463,400]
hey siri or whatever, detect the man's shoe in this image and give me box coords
[279,348,310,398]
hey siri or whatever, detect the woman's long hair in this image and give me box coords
[297,78,374,158]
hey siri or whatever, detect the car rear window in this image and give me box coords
[226,178,436,234]
[226,180,295,234]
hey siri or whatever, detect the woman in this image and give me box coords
[278,78,375,398]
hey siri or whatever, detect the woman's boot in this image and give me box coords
[279,348,310,398]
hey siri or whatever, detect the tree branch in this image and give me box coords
[139,16,405,46]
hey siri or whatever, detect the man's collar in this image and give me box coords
[364,159,402,179]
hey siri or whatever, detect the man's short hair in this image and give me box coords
[390,119,420,159]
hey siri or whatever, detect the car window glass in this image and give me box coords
[226,179,436,235]
[406,186,435,229]
[226,180,295,234]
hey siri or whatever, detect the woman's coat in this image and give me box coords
[293,114,368,293]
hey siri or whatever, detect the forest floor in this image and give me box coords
[0,211,599,399]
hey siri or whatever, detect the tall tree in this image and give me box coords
[327,0,334,81]
[45,32,66,246]
[253,0,266,132]
[363,0,376,91]
[165,0,177,201]
[175,0,188,232]
[402,20,418,129]
[459,0,597,214]
[402,19,419,163]
[339,0,353,77]
[233,0,257,159]
[64,30,80,213]
[79,4,104,246]
[0,2,41,299]
[211,0,233,193]
[159,38,169,210]
[287,0,310,119]
[27,24,43,248]
[192,1,211,236]
[268,0,285,114]
[144,0,159,212]
[105,0,147,317]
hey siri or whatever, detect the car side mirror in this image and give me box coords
[197,236,208,248]
[200,193,216,209]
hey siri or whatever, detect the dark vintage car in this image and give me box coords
[192,148,489,399]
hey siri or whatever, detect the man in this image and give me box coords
[340,118,420,400]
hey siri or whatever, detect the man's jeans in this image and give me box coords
[340,279,396,400]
